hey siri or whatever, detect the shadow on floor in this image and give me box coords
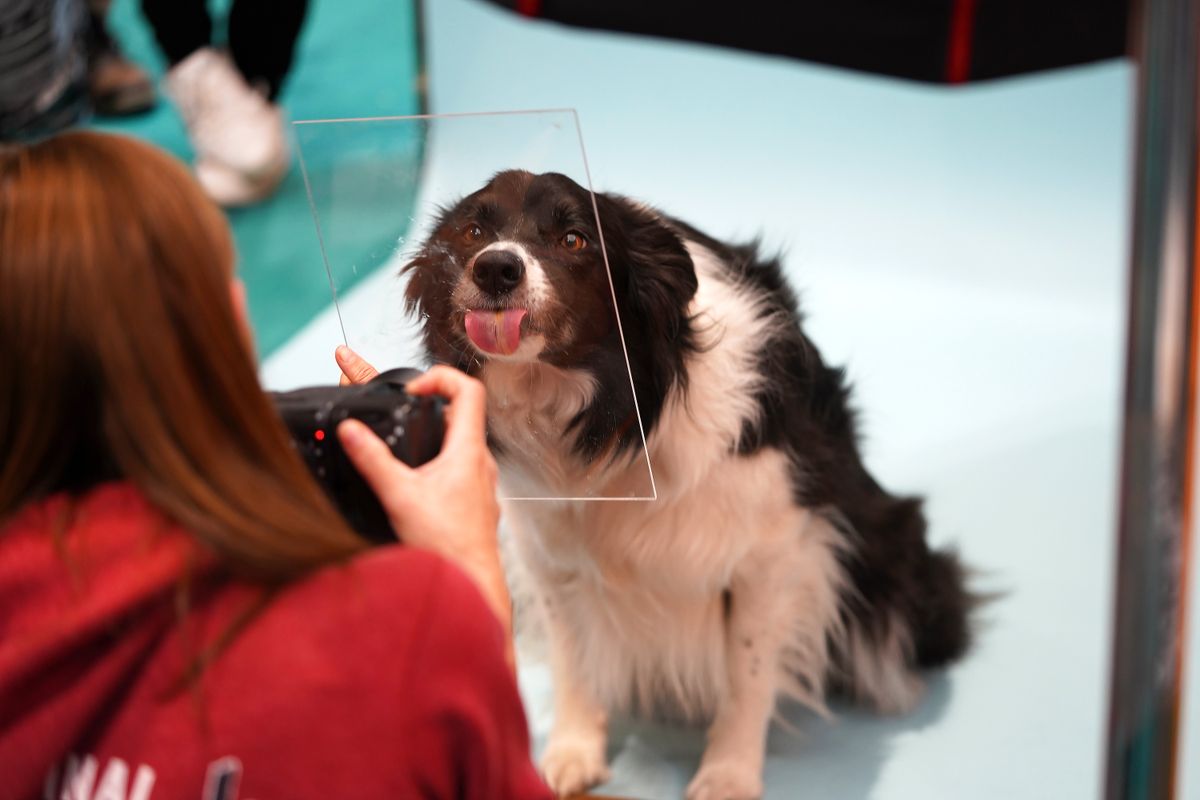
[588,672,956,799]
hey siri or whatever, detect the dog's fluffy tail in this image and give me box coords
[911,546,972,668]
[832,490,975,713]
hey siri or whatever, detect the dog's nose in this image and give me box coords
[472,250,525,297]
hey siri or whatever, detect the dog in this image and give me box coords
[402,170,971,799]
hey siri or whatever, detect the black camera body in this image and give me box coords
[270,368,445,543]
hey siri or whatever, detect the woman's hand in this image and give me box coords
[334,353,512,659]
[337,365,500,565]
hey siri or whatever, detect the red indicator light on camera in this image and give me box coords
[314,429,326,441]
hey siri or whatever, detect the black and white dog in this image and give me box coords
[404,170,971,799]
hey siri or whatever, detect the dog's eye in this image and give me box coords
[463,224,484,243]
[561,231,587,251]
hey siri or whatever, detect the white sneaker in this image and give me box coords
[166,47,289,205]
[195,158,287,208]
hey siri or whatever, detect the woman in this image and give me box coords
[0,131,550,799]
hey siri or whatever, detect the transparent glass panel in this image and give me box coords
[293,111,656,500]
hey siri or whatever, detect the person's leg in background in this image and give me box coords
[228,0,309,102]
[140,0,307,206]
[138,0,211,68]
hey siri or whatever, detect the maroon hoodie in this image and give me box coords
[0,483,552,800]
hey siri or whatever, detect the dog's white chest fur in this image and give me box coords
[480,361,601,498]
[505,448,814,719]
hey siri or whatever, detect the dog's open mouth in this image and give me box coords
[464,308,529,356]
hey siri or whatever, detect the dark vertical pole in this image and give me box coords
[413,0,429,115]
[1105,0,1199,797]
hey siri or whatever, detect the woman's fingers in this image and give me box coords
[335,345,380,385]
[406,366,488,452]
[337,418,415,519]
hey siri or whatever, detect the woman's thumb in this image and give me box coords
[336,345,380,385]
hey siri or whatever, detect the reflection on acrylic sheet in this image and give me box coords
[294,110,656,500]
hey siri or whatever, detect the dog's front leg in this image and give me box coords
[685,570,777,800]
[537,589,611,797]
[687,535,835,800]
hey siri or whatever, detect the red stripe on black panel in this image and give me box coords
[946,0,978,83]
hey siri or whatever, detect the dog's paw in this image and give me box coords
[685,760,764,800]
[539,734,610,797]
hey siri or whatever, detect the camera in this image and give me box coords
[270,368,446,543]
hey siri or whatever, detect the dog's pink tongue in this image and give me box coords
[465,309,528,355]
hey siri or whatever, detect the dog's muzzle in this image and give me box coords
[464,249,530,356]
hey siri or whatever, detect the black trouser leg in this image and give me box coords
[86,5,114,57]
[140,0,212,66]
[228,0,310,101]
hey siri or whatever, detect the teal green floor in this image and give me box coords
[95,0,423,357]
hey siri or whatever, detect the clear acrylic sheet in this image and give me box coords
[293,110,656,499]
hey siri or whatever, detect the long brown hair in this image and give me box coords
[0,131,365,580]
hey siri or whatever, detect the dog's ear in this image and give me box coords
[602,196,698,347]
[402,201,463,318]
[400,248,465,367]
[400,252,431,317]
[598,196,700,395]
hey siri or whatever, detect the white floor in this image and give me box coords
[263,1,1200,796]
